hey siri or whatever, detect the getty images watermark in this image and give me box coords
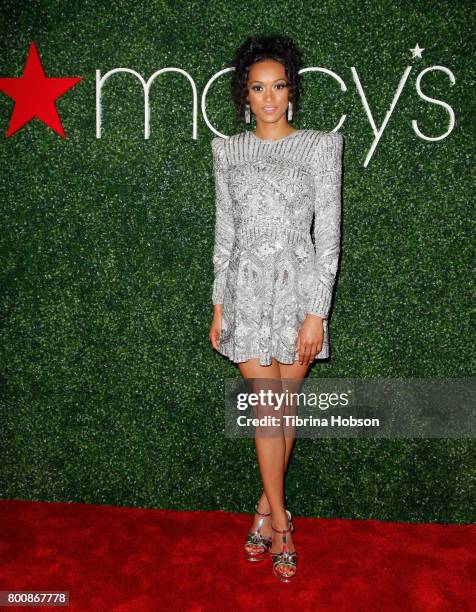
[223,378,475,438]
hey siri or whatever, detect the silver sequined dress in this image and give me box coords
[211,128,344,366]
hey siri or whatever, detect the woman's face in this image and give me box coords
[246,59,291,126]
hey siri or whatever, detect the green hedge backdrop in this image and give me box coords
[0,1,474,523]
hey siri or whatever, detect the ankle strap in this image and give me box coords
[255,502,271,517]
[271,522,292,534]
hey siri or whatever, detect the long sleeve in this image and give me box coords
[211,137,235,305]
[307,132,344,318]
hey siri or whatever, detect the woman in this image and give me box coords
[209,34,344,583]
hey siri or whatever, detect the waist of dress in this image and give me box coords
[235,217,312,247]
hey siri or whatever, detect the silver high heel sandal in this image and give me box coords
[270,511,297,582]
[244,503,272,562]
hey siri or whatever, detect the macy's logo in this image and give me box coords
[0,41,456,166]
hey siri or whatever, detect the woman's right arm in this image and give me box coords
[211,137,235,308]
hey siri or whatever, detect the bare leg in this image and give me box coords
[270,360,310,564]
[238,357,310,558]
[238,358,282,550]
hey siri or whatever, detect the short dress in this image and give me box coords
[211,128,344,366]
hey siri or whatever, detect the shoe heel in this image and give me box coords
[286,509,294,532]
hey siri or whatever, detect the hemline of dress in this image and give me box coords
[216,342,330,366]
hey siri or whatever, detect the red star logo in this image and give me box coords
[0,41,82,138]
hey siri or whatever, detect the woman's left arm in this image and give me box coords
[307,132,344,319]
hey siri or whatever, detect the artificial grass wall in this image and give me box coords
[0,0,474,523]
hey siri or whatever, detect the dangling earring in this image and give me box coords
[245,103,251,124]
[287,101,293,121]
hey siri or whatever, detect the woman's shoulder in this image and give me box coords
[211,132,249,168]
[212,129,342,142]
[210,135,228,167]
[211,135,225,150]
[211,132,245,145]
[307,128,343,144]
[211,129,343,166]
[289,130,343,164]
[309,129,344,160]
[287,129,344,154]
[211,133,242,159]
[326,130,344,146]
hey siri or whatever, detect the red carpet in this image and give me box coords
[0,500,474,611]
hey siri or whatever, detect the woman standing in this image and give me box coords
[209,34,344,582]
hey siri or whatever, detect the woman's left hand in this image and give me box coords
[296,314,324,365]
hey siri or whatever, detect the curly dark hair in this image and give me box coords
[229,34,304,129]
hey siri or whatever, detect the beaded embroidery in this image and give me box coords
[211,129,344,366]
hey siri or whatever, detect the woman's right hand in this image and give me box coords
[209,305,223,351]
